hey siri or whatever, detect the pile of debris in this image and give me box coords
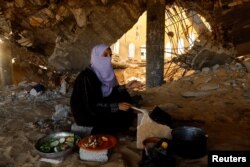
[0,79,72,106]
[171,40,236,70]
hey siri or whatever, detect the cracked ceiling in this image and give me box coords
[0,0,250,71]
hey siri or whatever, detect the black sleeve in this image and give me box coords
[96,102,119,113]
[70,71,91,126]
[94,85,133,113]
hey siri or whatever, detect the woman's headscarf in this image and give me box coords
[90,44,118,97]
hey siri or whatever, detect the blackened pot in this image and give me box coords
[141,137,176,167]
[171,126,208,159]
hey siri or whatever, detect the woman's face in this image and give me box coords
[103,47,112,57]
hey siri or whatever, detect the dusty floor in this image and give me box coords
[0,63,250,167]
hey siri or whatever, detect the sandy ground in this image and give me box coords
[0,63,250,167]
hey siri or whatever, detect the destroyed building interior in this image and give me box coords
[0,0,250,166]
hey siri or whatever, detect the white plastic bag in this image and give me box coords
[136,111,172,149]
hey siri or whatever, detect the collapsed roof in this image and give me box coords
[0,0,250,71]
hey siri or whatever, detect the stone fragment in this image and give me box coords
[51,104,70,122]
[212,64,220,71]
[29,16,48,27]
[68,0,80,7]
[59,79,67,95]
[70,8,87,27]
[29,0,47,6]
[243,58,250,72]
[182,91,210,97]
[15,0,25,8]
[201,67,210,73]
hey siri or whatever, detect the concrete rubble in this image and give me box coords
[0,60,250,166]
[1,60,249,106]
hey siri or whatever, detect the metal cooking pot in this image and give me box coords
[171,126,208,159]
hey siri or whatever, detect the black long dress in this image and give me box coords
[70,66,135,134]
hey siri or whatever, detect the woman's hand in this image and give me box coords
[118,102,132,111]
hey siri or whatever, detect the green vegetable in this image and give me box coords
[40,143,51,153]
[39,136,76,153]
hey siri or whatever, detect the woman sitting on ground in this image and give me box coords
[70,44,135,134]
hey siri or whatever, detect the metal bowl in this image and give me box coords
[35,132,79,159]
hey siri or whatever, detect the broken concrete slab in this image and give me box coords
[192,49,233,70]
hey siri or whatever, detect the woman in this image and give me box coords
[70,44,135,134]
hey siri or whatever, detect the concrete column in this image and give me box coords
[146,0,166,88]
[0,39,13,88]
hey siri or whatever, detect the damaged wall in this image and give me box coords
[0,0,250,72]
[0,0,147,71]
